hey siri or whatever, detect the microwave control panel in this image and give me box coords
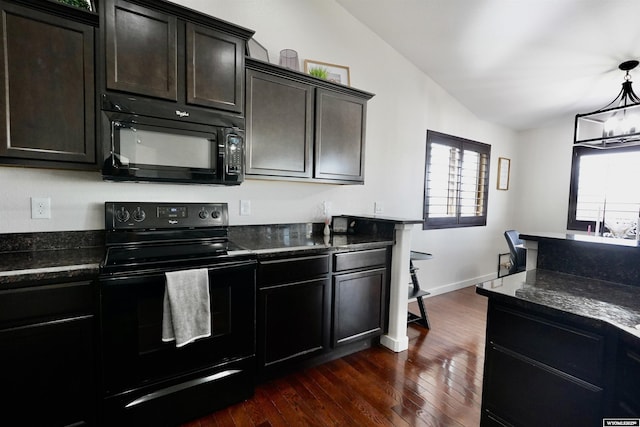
[225,132,243,176]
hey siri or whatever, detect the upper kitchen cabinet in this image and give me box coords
[245,58,374,184]
[0,0,97,169]
[315,89,367,182]
[245,68,314,178]
[102,0,251,114]
[103,0,177,100]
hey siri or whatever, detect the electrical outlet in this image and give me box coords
[240,200,251,216]
[31,197,51,219]
[374,201,384,214]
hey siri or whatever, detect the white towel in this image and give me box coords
[162,268,212,347]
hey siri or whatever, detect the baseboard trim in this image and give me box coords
[418,273,495,298]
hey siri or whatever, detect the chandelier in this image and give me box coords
[574,60,640,149]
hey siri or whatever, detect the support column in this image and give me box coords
[380,223,413,352]
[523,239,538,271]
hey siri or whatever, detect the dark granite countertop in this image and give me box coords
[229,222,394,258]
[520,231,640,248]
[1,220,398,287]
[0,247,104,287]
[477,269,640,339]
[332,214,423,225]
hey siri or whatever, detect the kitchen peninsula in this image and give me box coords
[476,232,640,426]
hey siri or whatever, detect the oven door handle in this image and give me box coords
[124,369,242,409]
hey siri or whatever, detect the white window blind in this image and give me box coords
[424,131,490,229]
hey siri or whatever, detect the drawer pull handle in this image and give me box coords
[124,369,241,408]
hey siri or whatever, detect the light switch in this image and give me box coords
[240,200,251,216]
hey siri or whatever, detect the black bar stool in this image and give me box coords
[408,251,432,329]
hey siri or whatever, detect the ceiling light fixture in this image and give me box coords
[574,60,640,149]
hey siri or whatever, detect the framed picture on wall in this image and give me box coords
[497,157,511,190]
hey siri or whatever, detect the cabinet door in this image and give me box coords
[0,316,95,426]
[186,22,243,113]
[258,278,330,370]
[245,69,314,178]
[315,89,367,182]
[0,2,95,164]
[104,0,177,100]
[333,267,386,346]
[615,339,640,416]
[483,344,604,426]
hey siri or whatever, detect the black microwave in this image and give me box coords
[100,96,244,185]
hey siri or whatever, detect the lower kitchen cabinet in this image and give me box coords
[332,247,389,347]
[257,253,331,375]
[0,280,95,426]
[614,335,640,416]
[481,299,609,426]
[256,246,391,379]
[483,344,603,426]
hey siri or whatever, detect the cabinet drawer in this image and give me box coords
[488,302,605,385]
[258,254,330,287]
[0,281,93,327]
[334,248,387,272]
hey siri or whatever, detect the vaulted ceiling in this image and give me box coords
[336,0,640,131]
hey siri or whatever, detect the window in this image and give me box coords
[568,145,640,233]
[423,130,491,229]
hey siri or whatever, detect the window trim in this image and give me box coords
[567,144,640,231]
[423,130,491,230]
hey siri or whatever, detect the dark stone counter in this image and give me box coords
[477,269,640,339]
[0,218,399,287]
[229,223,393,258]
[0,230,104,287]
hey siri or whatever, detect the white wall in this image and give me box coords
[0,0,523,296]
[513,116,575,234]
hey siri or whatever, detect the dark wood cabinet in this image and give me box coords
[245,58,373,184]
[104,0,177,100]
[245,68,314,178]
[0,0,96,168]
[186,22,244,112]
[257,254,331,374]
[483,343,603,426]
[103,0,247,114]
[481,299,609,426]
[315,89,367,182]
[332,248,389,346]
[0,280,95,426]
[256,246,391,378]
[614,336,640,416]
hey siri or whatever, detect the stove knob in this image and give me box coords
[198,209,209,219]
[115,207,130,223]
[132,207,146,222]
[211,210,220,219]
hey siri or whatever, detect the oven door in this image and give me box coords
[99,259,256,397]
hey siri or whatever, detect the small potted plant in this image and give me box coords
[308,66,329,80]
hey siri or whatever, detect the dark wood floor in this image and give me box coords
[183,285,488,427]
